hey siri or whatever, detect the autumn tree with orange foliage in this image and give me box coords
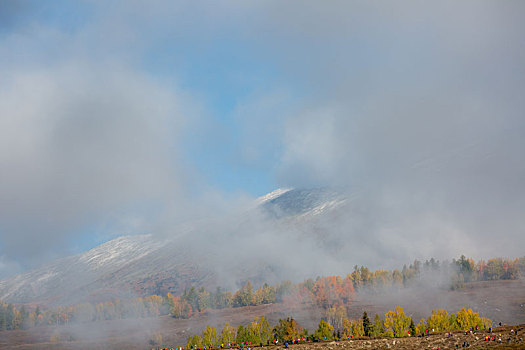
[312,276,354,308]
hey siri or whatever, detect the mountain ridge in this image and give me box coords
[0,188,348,305]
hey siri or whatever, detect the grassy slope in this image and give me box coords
[0,279,524,349]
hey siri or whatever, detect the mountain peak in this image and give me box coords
[256,188,293,204]
[260,187,345,218]
[0,187,348,305]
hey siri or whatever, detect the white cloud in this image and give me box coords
[1,0,524,276]
[0,61,192,267]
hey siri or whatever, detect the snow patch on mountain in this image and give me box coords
[297,198,347,218]
[0,234,166,303]
[0,188,349,304]
[256,188,293,204]
[78,234,163,270]
[261,188,345,218]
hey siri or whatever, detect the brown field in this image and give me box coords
[0,279,523,349]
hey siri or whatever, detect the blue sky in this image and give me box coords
[1,1,524,275]
[2,1,283,197]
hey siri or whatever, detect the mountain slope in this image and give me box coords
[0,235,167,304]
[0,188,350,305]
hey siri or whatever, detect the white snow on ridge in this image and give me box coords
[298,198,347,218]
[0,234,166,303]
[78,234,163,270]
[256,188,293,204]
[0,188,349,304]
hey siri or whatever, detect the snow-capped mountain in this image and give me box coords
[0,188,350,305]
[261,187,346,218]
[0,235,166,304]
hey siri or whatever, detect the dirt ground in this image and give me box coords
[1,324,523,350]
[0,279,523,349]
[286,325,525,350]
[348,279,525,326]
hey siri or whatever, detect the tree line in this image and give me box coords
[348,256,524,291]
[174,255,524,319]
[0,295,174,330]
[184,306,491,349]
[0,255,521,331]
[172,275,355,319]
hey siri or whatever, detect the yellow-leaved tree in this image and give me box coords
[426,309,449,332]
[201,325,217,346]
[384,306,411,337]
[455,308,483,331]
[219,322,236,346]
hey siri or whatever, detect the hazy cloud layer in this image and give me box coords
[269,1,525,262]
[0,63,190,267]
[1,1,524,278]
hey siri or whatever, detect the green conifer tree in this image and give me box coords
[362,311,371,336]
[409,318,416,336]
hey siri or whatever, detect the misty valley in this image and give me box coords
[0,253,523,349]
[0,189,524,349]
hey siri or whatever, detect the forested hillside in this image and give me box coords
[0,255,522,332]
